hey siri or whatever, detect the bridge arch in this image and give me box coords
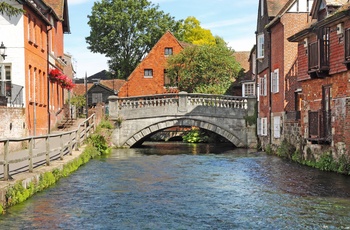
[122,118,245,148]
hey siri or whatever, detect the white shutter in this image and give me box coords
[274,116,281,138]
[275,69,279,93]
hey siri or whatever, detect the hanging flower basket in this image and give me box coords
[49,68,75,90]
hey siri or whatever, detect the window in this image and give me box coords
[242,82,255,97]
[28,14,32,42]
[257,34,264,59]
[271,69,279,93]
[259,117,267,136]
[273,116,281,138]
[260,0,264,16]
[260,75,267,96]
[92,93,103,105]
[165,48,173,56]
[308,27,330,75]
[0,65,11,98]
[144,69,153,78]
[345,28,350,63]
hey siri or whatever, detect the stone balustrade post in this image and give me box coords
[108,95,119,119]
[178,91,188,113]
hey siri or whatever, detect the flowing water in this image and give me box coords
[1,142,350,229]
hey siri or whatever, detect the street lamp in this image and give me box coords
[0,42,7,60]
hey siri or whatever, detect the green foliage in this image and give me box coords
[70,95,86,109]
[0,2,24,18]
[88,134,109,154]
[98,117,114,130]
[86,0,181,79]
[166,38,241,94]
[6,182,36,207]
[265,144,273,155]
[182,128,208,143]
[178,16,216,45]
[276,139,296,158]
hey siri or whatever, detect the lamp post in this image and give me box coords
[0,42,7,60]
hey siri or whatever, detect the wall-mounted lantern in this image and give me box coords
[0,42,7,60]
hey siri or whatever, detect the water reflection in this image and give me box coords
[0,142,350,229]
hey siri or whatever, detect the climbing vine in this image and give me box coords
[0,2,24,18]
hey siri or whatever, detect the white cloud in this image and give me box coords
[227,37,255,52]
[203,15,256,30]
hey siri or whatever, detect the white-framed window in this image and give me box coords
[165,47,173,56]
[242,82,255,97]
[259,117,267,136]
[257,34,264,59]
[271,69,279,93]
[144,69,153,78]
[92,93,103,104]
[260,74,267,96]
[273,116,281,138]
[0,64,11,98]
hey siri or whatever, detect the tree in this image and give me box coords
[86,0,181,79]
[0,2,24,18]
[178,16,216,46]
[166,37,241,95]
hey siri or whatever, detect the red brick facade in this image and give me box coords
[287,2,350,157]
[118,31,184,97]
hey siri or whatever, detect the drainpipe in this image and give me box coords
[267,30,272,145]
[47,24,53,134]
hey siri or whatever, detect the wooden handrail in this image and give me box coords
[0,113,96,180]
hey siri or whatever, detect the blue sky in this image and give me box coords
[65,0,258,79]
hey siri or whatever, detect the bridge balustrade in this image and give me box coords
[111,92,248,112]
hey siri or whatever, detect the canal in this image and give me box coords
[1,142,350,229]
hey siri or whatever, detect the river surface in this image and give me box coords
[1,142,350,229]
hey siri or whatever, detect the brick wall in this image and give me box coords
[118,32,184,97]
[0,107,27,154]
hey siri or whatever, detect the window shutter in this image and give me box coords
[274,116,281,138]
[275,69,279,93]
[257,118,261,136]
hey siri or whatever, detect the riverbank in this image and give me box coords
[0,143,102,213]
[0,116,113,214]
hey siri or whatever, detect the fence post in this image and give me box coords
[29,138,33,172]
[93,114,96,132]
[84,122,87,141]
[69,132,73,155]
[75,129,80,151]
[3,140,9,180]
[46,136,50,166]
[60,134,64,160]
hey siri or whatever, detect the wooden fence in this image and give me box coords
[0,114,96,180]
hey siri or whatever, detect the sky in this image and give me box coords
[65,0,259,79]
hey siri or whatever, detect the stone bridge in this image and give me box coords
[108,92,257,148]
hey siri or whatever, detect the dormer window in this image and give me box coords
[165,47,173,56]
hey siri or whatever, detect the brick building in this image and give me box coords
[288,0,350,157]
[256,0,312,149]
[0,0,71,137]
[118,31,186,97]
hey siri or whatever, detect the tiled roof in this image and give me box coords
[43,0,64,19]
[267,0,290,17]
[234,51,250,73]
[72,79,126,96]
[100,79,126,92]
[73,83,94,96]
